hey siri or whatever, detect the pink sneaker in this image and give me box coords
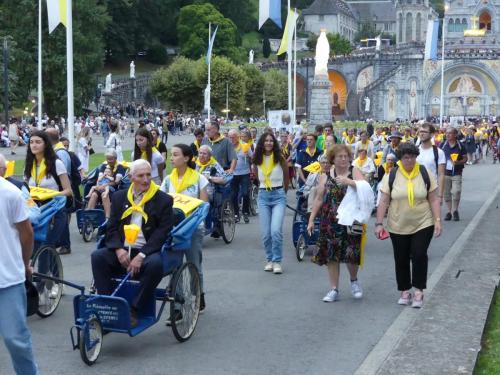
[397,291,412,306]
[412,291,424,308]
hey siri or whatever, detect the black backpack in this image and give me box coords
[54,148,83,210]
[388,165,431,196]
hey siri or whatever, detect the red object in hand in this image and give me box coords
[379,229,390,240]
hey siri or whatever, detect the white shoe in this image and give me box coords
[351,281,363,299]
[272,263,283,274]
[264,262,273,272]
[322,289,339,302]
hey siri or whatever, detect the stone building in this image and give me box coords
[303,0,359,42]
[395,0,438,44]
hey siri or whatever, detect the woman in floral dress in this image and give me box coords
[307,144,366,303]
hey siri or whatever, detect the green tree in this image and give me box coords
[306,33,352,55]
[150,56,202,112]
[196,56,246,114]
[177,3,245,64]
[263,69,287,110]
[354,22,378,42]
[0,0,109,117]
[242,65,265,116]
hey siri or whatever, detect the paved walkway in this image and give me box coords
[1,139,499,374]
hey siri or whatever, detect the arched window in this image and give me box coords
[461,18,467,32]
[479,11,492,31]
[416,13,422,41]
[448,18,454,33]
[406,13,413,42]
[399,13,403,42]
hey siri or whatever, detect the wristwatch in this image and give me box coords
[138,252,146,259]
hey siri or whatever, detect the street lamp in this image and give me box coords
[439,2,450,127]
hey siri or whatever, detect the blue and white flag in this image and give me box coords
[206,25,218,65]
[259,0,282,29]
[424,19,439,60]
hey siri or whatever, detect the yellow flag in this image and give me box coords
[303,161,321,173]
[47,0,68,34]
[277,9,298,56]
[169,193,204,216]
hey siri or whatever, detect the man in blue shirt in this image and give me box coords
[440,127,468,221]
[296,133,322,187]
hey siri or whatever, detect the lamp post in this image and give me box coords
[3,38,9,125]
[439,2,450,128]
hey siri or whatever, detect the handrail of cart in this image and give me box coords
[32,272,86,294]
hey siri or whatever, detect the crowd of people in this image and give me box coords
[1,112,499,374]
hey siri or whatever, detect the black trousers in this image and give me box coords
[389,226,434,291]
[91,248,164,310]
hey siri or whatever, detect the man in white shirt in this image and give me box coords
[0,154,38,375]
[416,123,445,203]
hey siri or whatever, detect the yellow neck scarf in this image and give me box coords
[156,139,161,148]
[170,167,199,193]
[346,135,356,144]
[141,147,159,160]
[31,159,47,187]
[120,182,159,224]
[305,147,316,157]
[54,142,65,151]
[396,161,420,208]
[261,154,276,190]
[383,162,392,174]
[355,157,367,168]
[281,144,290,157]
[102,161,118,174]
[208,135,225,145]
[195,157,217,173]
[193,140,201,151]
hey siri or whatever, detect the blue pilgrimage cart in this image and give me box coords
[33,203,209,366]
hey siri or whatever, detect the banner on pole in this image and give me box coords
[259,0,282,29]
[268,110,294,130]
[47,0,68,34]
[206,25,218,65]
[424,19,439,61]
[277,9,299,56]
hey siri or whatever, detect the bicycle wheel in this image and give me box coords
[79,316,103,366]
[82,221,94,242]
[221,199,235,244]
[170,262,201,342]
[31,246,63,318]
[295,234,307,262]
[249,185,259,216]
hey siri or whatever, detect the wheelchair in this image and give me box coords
[204,176,236,244]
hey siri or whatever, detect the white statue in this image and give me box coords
[364,96,371,112]
[409,80,417,119]
[130,61,136,79]
[249,50,254,64]
[314,30,330,78]
[105,73,112,93]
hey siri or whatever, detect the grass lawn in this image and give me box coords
[11,150,172,178]
[475,289,500,374]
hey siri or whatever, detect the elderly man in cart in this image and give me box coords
[91,159,174,327]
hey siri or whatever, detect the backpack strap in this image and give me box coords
[419,164,431,192]
[388,166,398,195]
[432,145,439,172]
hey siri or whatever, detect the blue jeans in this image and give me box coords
[257,188,286,263]
[0,283,38,375]
[231,174,250,216]
[184,226,204,292]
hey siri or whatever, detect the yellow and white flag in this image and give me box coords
[47,0,68,34]
[277,9,299,56]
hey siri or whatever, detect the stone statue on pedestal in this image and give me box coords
[249,50,254,64]
[130,61,136,79]
[314,30,330,78]
[309,30,332,126]
[105,74,112,93]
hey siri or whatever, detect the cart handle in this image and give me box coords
[286,204,307,216]
[32,272,86,294]
[110,272,132,297]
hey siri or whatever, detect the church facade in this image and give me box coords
[275,0,500,122]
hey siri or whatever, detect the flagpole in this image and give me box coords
[287,0,292,116]
[37,0,42,129]
[66,0,75,151]
[439,5,449,128]
[293,8,297,128]
[207,22,211,124]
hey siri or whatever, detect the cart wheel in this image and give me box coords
[31,246,63,318]
[249,185,259,216]
[170,262,201,342]
[295,234,307,262]
[79,316,103,366]
[82,221,94,242]
[221,199,235,244]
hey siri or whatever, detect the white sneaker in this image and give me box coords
[322,289,339,302]
[351,281,363,299]
[264,262,273,272]
[272,263,283,274]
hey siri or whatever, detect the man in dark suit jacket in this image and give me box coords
[91,160,173,326]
